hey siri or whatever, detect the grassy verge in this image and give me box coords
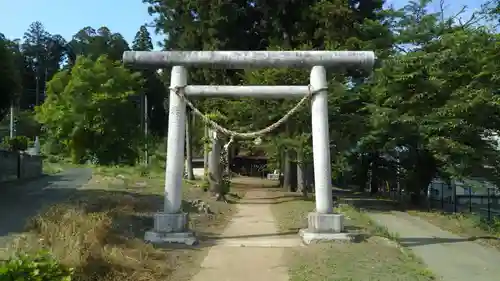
[4,164,243,281]
[270,191,436,281]
[408,210,500,249]
[42,156,77,174]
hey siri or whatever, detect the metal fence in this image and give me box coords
[382,187,500,222]
[0,149,43,182]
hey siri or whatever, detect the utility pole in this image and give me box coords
[33,52,41,155]
[35,53,40,107]
[9,100,15,139]
[144,92,149,165]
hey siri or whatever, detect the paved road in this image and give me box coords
[0,168,92,246]
[368,210,500,281]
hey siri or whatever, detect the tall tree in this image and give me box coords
[19,21,67,109]
[67,26,130,63]
[349,0,500,199]
[132,25,153,51]
[131,25,167,137]
[0,33,22,120]
[144,0,395,193]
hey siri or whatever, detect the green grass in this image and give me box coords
[270,191,436,281]
[42,156,77,175]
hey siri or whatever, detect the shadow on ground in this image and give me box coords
[332,187,429,213]
[396,236,500,247]
[0,168,217,246]
[231,193,315,205]
[0,169,165,238]
[331,187,500,249]
[0,169,91,237]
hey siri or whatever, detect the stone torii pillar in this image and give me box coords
[123,50,375,245]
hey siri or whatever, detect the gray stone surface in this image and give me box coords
[299,229,356,244]
[0,150,19,182]
[307,212,344,233]
[144,230,197,245]
[153,212,189,232]
[0,150,43,182]
[368,211,500,281]
[19,154,43,179]
[146,212,198,245]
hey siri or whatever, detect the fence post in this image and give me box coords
[441,183,444,209]
[16,152,21,179]
[469,187,472,212]
[453,183,457,213]
[488,188,492,222]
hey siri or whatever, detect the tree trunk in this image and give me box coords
[296,150,307,196]
[203,124,209,179]
[185,111,195,180]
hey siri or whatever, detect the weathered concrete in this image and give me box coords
[0,150,18,182]
[299,229,356,244]
[164,66,187,213]
[190,190,301,281]
[184,85,310,98]
[307,212,344,233]
[123,50,376,69]
[0,150,43,183]
[368,211,500,281]
[144,212,197,245]
[123,49,376,247]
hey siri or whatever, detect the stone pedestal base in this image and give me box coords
[299,212,356,244]
[144,212,198,245]
[307,212,344,233]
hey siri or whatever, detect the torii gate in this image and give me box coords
[123,50,375,245]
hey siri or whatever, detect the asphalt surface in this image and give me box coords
[0,168,92,249]
[368,211,500,281]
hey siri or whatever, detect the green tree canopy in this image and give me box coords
[36,55,143,164]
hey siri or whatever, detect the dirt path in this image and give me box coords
[190,188,301,281]
[0,168,92,249]
[368,210,500,281]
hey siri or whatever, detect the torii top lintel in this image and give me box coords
[122,50,376,70]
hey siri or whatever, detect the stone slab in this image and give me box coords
[299,229,358,244]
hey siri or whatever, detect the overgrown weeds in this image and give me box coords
[11,197,176,281]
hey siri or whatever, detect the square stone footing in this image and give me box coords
[153,212,189,232]
[299,212,355,245]
[143,212,198,246]
[307,212,344,233]
[144,230,198,245]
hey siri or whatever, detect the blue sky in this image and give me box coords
[0,0,488,50]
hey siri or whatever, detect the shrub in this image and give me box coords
[0,136,31,152]
[0,251,73,281]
